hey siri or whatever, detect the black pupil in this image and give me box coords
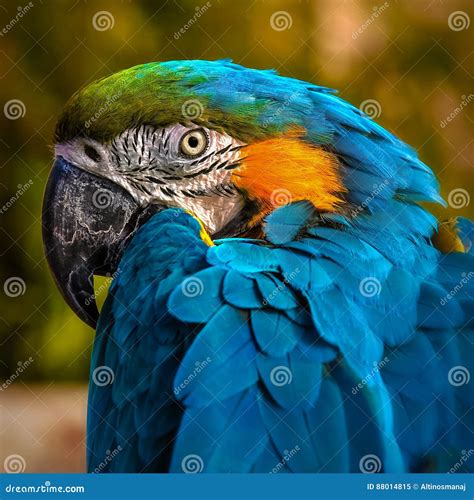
[84,145,101,162]
[187,136,199,148]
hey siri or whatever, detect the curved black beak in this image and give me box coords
[42,157,161,328]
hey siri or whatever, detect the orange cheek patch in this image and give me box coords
[232,136,346,215]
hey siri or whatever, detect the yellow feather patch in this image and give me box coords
[199,228,215,247]
[185,210,215,246]
[233,135,345,220]
[432,219,466,254]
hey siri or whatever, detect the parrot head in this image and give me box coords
[43,60,441,327]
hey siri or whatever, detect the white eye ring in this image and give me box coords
[180,129,208,157]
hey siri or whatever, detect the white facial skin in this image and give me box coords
[55,124,245,234]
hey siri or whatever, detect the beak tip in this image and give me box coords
[83,311,99,330]
[61,288,99,329]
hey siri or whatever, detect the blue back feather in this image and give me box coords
[85,61,473,473]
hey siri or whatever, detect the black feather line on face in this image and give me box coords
[227,145,245,153]
[160,186,176,197]
[180,155,233,179]
[223,162,241,171]
[189,151,213,166]
[180,189,196,199]
[132,128,139,150]
[132,181,153,196]
[163,133,170,153]
[144,176,166,185]
[222,184,236,195]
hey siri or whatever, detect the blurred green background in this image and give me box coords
[1,0,473,384]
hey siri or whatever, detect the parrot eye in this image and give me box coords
[179,129,208,157]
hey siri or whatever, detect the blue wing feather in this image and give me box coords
[88,204,473,474]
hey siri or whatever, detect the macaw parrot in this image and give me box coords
[42,60,473,473]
